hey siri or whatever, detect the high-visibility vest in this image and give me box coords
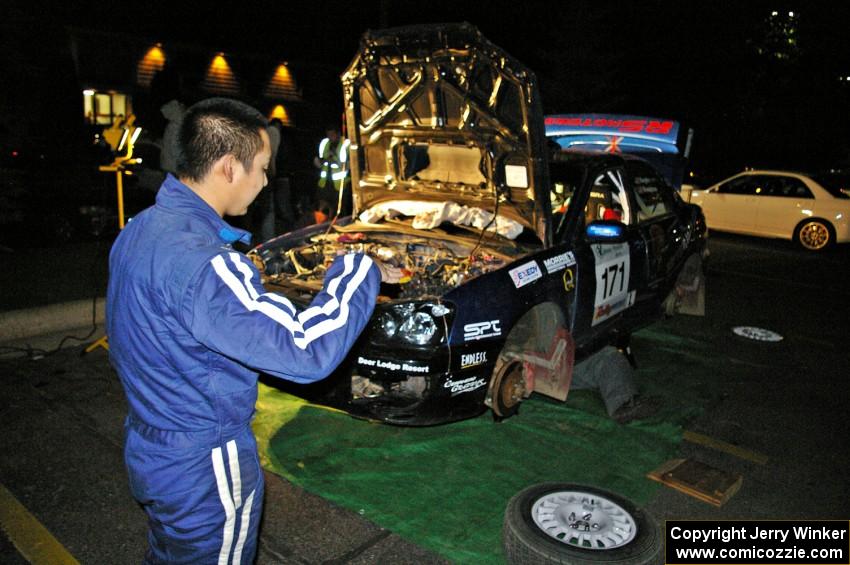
[317,137,351,191]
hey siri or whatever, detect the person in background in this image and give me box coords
[159,99,185,175]
[107,97,401,564]
[291,199,331,230]
[269,119,296,235]
[313,125,352,217]
[252,118,281,242]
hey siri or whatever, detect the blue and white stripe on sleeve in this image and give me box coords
[193,250,380,382]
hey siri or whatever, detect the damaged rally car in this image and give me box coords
[250,23,706,425]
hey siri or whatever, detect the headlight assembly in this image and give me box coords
[378,311,399,338]
[398,311,437,345]
[371,301,453,346]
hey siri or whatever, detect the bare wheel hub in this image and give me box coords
[500,365,525,409]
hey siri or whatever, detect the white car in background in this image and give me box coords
[689,170,850,251]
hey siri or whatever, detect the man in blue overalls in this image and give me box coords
[107,98,398,564]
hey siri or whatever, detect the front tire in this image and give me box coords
[794,219,833,251]
[503,483,661,565]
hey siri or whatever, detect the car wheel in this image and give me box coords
[492,359,525,419]
[794,219,833,251]
[503,483,661,565]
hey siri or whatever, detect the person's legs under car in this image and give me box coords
[570,346,661,424]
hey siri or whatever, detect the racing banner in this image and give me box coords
[665,520,850,564]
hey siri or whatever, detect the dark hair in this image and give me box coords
[176,98,268,182]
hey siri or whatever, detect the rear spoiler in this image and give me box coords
[544,114,693,190]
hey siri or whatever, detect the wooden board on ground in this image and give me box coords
[647,458,743,507]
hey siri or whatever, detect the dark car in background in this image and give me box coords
[251,23,706,425]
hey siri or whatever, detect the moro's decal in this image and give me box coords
[544,252,576,274]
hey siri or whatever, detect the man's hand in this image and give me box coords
[373,259,405,284]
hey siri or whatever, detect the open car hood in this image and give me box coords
[341,23,552,244]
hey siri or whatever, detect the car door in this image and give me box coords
[547,161,585,330]
[623,160,681,307]
[755,175,814,238]
[703,175,760,232]
[576,166,642,342]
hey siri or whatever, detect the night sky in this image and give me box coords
[5,0,850,182]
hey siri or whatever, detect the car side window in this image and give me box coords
[548,161,584,240]
[765,176,814,198]
[626,161,675,221]
[585,168,631,226]
[717,176,759,195]
[549,163,582,214]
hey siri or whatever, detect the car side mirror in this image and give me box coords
[585,220,627,243]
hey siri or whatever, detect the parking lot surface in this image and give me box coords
[1,233,848,563]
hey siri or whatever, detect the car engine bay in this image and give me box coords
[255,226,510,300]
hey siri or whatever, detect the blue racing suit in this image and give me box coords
[106,174,380,564]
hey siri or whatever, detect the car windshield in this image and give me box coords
[549,161,585,211]
[810,174,850,199]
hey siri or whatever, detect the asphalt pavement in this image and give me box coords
[0,337,449,564]
[1,232,849,563]
[644,233,850,520]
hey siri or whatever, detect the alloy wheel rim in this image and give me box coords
[530,490,637,550]
[800,222,829,250]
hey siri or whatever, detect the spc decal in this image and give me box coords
[591,243,632,325]
[509,260,542,288]
[543,251,576,274]
[460,351,488,369]
[443,375,487,396]
[463,320,502,341]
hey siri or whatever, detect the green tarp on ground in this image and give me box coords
[252,320,719,564]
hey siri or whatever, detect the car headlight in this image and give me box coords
[398,311,437,345]
[372,301,453,346]
[378,311,399,338]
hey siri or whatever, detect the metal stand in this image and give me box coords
[84,335,110,354]
[99,163,128,229]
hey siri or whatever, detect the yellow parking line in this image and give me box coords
[0,482,79,564]
[683,430,769,465]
